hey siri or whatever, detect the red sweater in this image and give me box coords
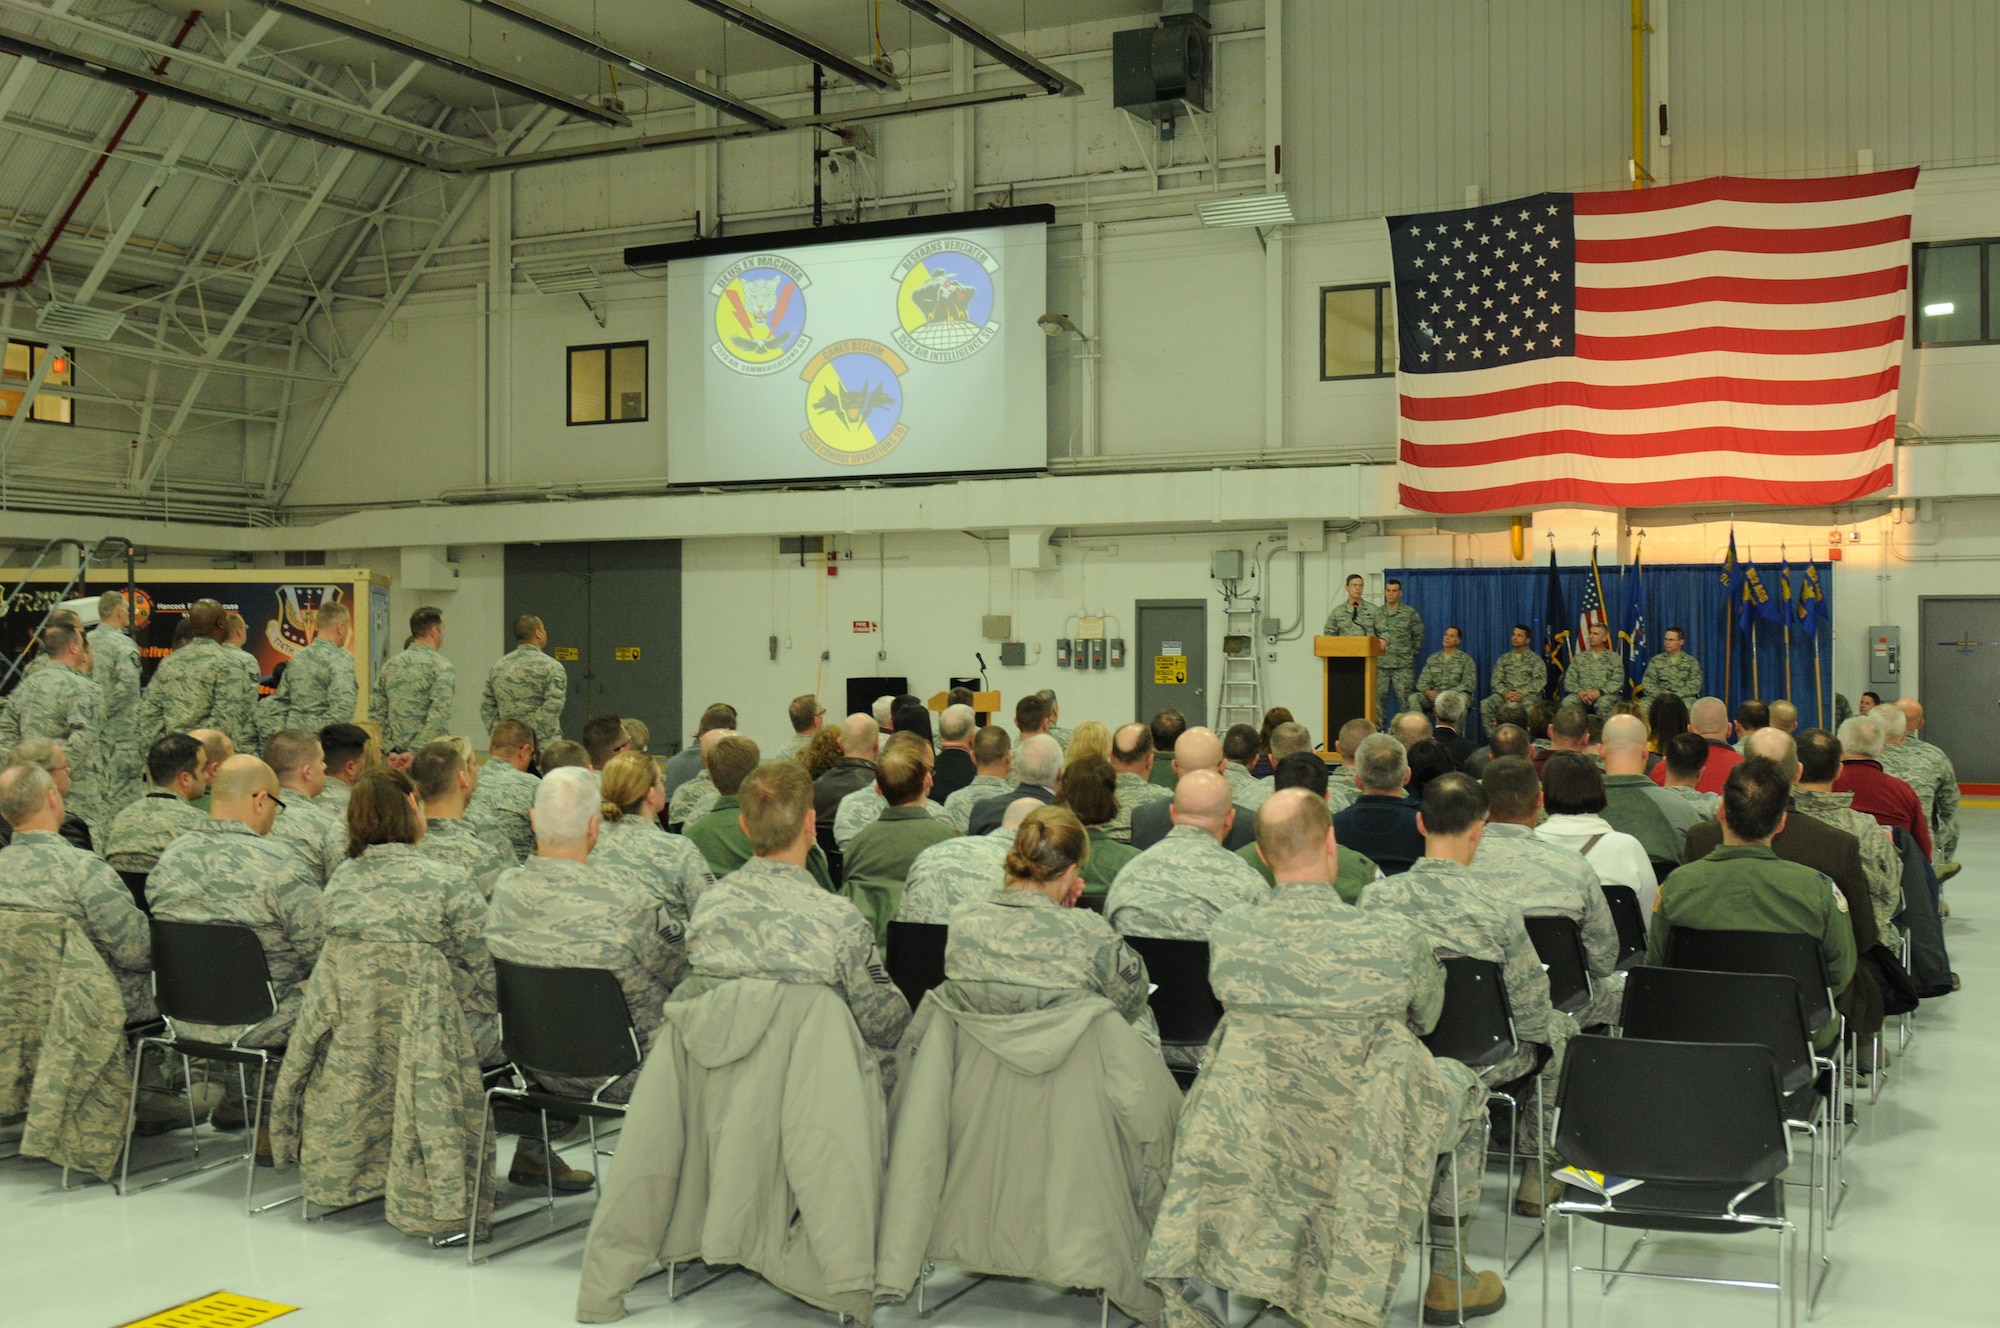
[1832,758,1932,860]
[1649,738,1742,795]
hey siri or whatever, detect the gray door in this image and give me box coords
[1919,596,2000,783]
[1135,600,1206,730]
[505,541,682,752]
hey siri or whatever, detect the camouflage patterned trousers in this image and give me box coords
[1430,1056,1490,1219]
[1378,667,1419,720]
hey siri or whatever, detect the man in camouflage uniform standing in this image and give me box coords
[263,729,347,886]
[138,600,256,747]
[0,622,102,824]
[89,591,146,816]
[1364,773,1575,1227]
[674,760,910,1085]
[1417,626,1478,719]
[99,733,208,874]
[1884,697,1959,868]
[1321,572,1379,639]
[1373,578,1426,718]
[468,720,540,861]
[1638,626,1702,710]
[481,615,569,752]
[1565,622,1626,718]
[260,601,357,739]
[148,755,323,1128]
[372,606,455,750]
[1483,624,1548,734]
[1144,789,1497,1327]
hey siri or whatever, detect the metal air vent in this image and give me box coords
[35,302,125,342]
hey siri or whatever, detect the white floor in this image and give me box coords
[6,811,1995,1328]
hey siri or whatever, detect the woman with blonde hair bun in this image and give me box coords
[1064,719,1113,765]
[935,805,1161,1047]
[588,750,712,980]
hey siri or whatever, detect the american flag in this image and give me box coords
[1579,548,1607,643]
[1389,169,1916,513]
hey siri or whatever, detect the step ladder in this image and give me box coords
[1214,588,1263,731]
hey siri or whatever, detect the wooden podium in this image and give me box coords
[1315,636,1385,753]
[928,689,1000,722]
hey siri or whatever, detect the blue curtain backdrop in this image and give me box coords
[1386,561,1836,741]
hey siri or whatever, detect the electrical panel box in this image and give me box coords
[1109,638,1127,667]
[1211,549,1245,580]
[1867,625,1901,689]
[1056,637,1073,667]
[999,641,1027,666]
[982,615,1013,640]
[1261,616,1283,637]
[1089,638,1107,670]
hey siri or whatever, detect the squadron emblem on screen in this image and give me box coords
[710,254,812,375]
[799,339,909,465]
[889,238,999,363]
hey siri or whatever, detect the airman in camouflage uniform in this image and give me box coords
[943,889,1160,1049]
[673,854,911,1082]
[1322,574,1382,639]
[138,635,257,747]
[0,821,153,1020]
[1793,787,1902,939]
[1105,768,1171,844]
[486,855,678,1099]
[1881,725,1959,866]
[897,827,1015,924]
[1143,874,1492,1327]
[1468,820,1623,1027]
[0,650,102,822]
[1222,762,1273,812]
[417,814,516,899]
[1483,625,1549,732]
[1104,823,1269,939]
[88,607,146,815]
[270,795,346,887]
[262,634,358,738]
[666,770,717,828]
[372,637,456,750]
[1564,627,1627,717]
[100,789,204,874]
[1638,629,1702,707]
[480,626,569,750]
[943,773,1012,832]
[322,840,498,1062]
[469,756,539,861]
[832,783,953,848]
[1416,632,1478,716]
[148,816,323,1046]
[590,812,715,980]
[1374,581,1427,715]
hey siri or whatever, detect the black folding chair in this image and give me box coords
[471,961,644,1262]
[1420,956,1542,1278]
[1372,856,1418,877]
[1599,885,1647,967]
[884,921,950,1010]
[1546,1036,1797,1327]
[816,822,845,889]
[1121,935,1223,1090]
[1522,915,1592,1017]
[1076,893,1107,915]
[1648,858,1680,886]
[116,870,150,914]
[122,920,291,1213]
[1620,966,1832,1310]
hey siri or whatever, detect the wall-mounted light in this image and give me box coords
[1037,312,1088,341]
[1922,301,1955,316]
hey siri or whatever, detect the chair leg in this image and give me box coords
[117,1036,149,1197]
[540,1110,555,1207]
[465,1095,492,1264]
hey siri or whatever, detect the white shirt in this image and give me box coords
[1534,812,1660,918]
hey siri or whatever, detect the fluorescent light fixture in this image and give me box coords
[1196,193,1294,229]
[524,264,603,295]
[1923,301,1955,316]
[35,301,125,342]
[893,0,1083,96]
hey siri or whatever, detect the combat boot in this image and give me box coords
[1424,1270,1506,1323]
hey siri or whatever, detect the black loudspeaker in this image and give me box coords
[845,676,908,719]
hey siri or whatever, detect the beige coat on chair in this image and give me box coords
[0,912,133,1181]
[576,978,887,1324]
[875,985,1183,1325]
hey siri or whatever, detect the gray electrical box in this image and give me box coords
[999,641,1027,666]
[1211,549,1245,580]
[982,614,1012,639]
[1867,625,1901,696]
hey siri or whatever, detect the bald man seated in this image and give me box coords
[1103,769,1269,941]
[813,713,881,823]
[1650,696,1743,795]
[1129,727,1259,851]
[1598,714,1693,864]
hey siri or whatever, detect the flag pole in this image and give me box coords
[1747,546,1760,700]
[1781,543,1792,704]
[1722,545,1733,712]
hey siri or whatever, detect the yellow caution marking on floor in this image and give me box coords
[117,1292,297,1328]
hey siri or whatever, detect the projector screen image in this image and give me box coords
[657,209,1049,484]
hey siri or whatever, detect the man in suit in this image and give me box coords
[812,713,880,823]
[1682,730,1882,1046]
[1331,734,1425,872]
[966,733,1060,835]
[929,703,978,803]
[1432,691,1478,770]
[1130,726,1256,851]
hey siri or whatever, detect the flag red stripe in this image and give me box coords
[1399,416,1894,467]
[1575,317,1904,360]
[1573,267,1908,312]
[1398,466,1897,514]
[1398,369,1899,420]
[1574,215,1910,263]
[1571,167,1920,214]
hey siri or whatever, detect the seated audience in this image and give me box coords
[1237,751,1379,901]
[686,737,834,889]
[410,738,515,898]
[843,743,959,943]
[942,725,1013,831]
[1535,752,1659,916]
[1834,714,1932,858]
[775,694,824,761]
[0,738,93,850]
[313,722,373,816]
[1327,717,1377,810]
[663,702,735,800]
[1221,724,1273,810]
[1102,723,1170,844]
[1331,735,1424,871]
[100,733,207,873]
[1103,770,1268,939]
[1056,755,1140,895]
[580,713,632,770]
[833,731,953,848]
[899,798,1039,925]
[967,733,1062,836]
[929,703,978,802]
[1597,714,1688,863]
[468,719,540,861]
[666,727,734,828]
[1147,709,1187,788]
[263,728,348,885]
[590,750,715,979]
[1658,730,1721,817]
[1129,727,1256,851]
[812,714,880,822]
[1648,697,1742,794]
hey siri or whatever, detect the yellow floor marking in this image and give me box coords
[1961,799,2000,809]
[117,1292,297,1328]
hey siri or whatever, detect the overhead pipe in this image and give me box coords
[0,11,200,291]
